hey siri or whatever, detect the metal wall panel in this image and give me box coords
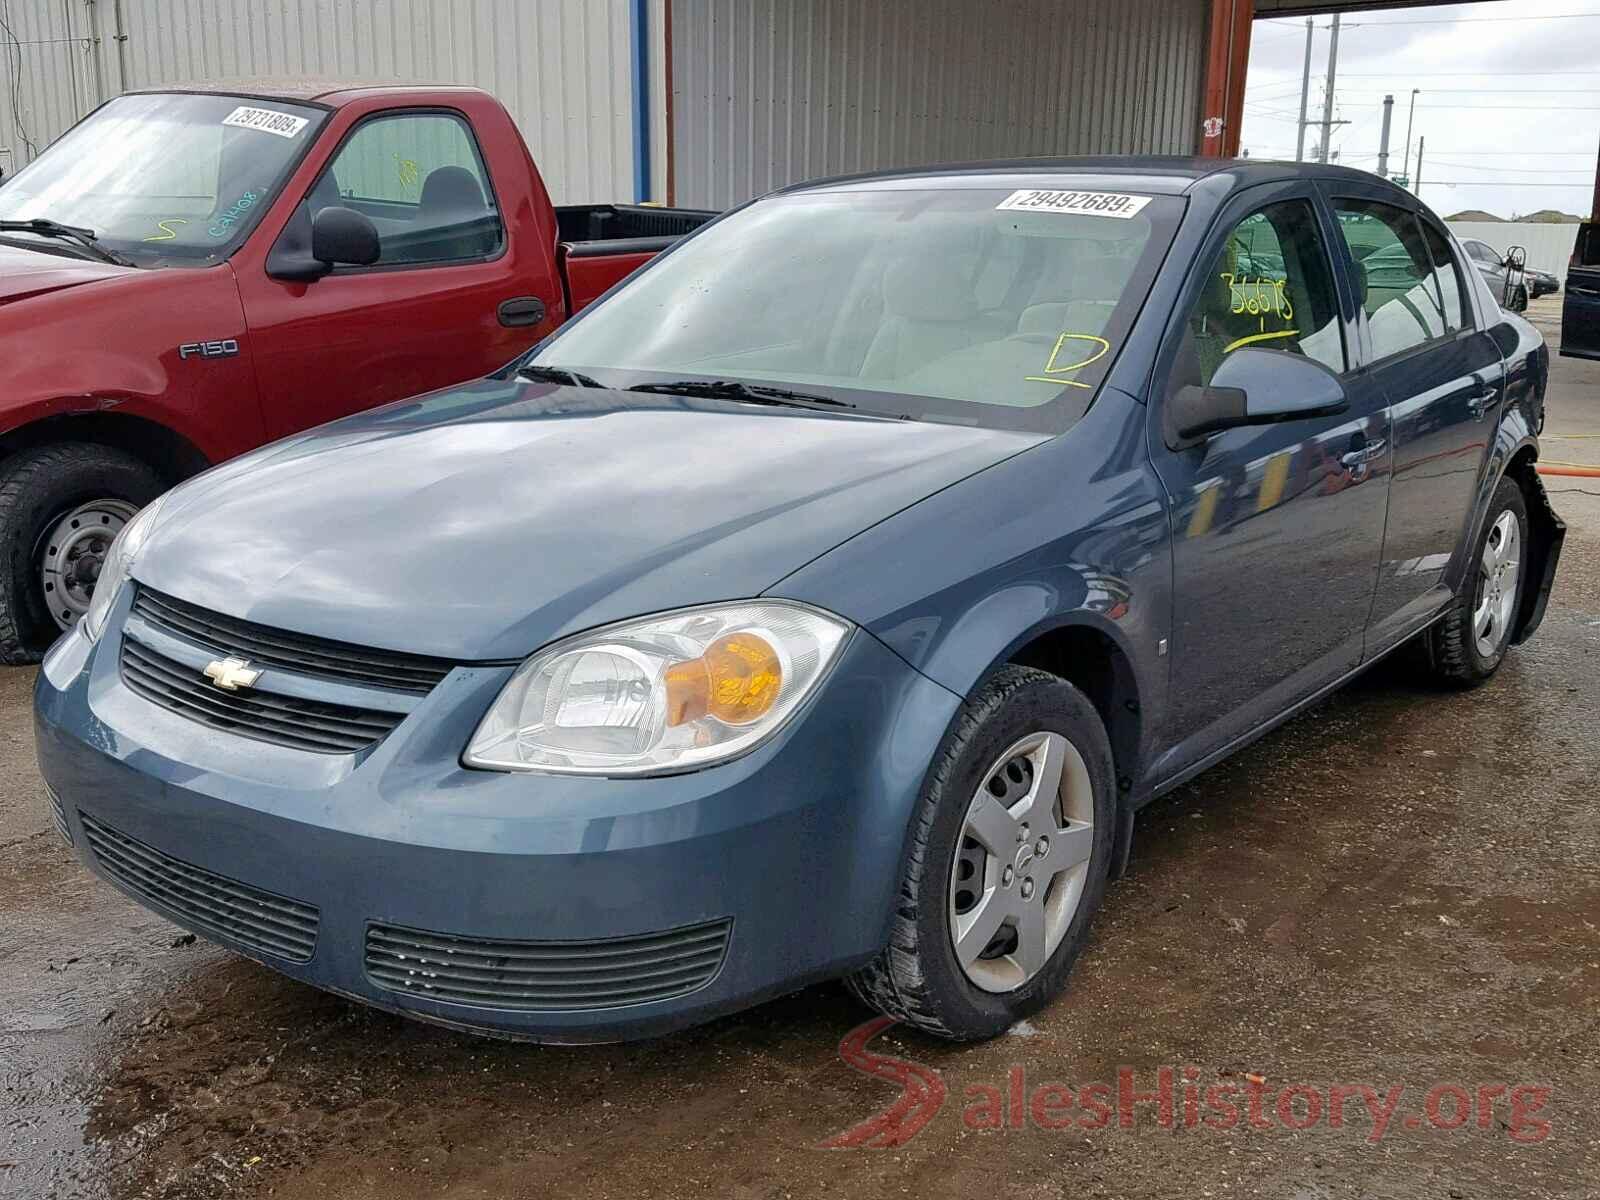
[0,0,639,204]
[670,0,1210,210]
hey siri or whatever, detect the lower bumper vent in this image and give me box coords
[81,814,319,963]
[45,784,71,846]
[365,918,732,1012]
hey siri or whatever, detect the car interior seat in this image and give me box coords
[860,254,990,380]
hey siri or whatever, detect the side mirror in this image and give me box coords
[311,206,380,268]
[1169,347,1347,445]
[266,204,380,282]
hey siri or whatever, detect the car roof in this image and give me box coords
[780,156,1401,200]
[126,78,486,108]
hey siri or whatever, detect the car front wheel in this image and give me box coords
[847,666,1116,1040]
[0,443,163,664]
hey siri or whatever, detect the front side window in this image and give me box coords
[311,112,502,267]
[0,92,325,266]
[1170,200,1346,392]
[1334,200,1449,359]
[529,185,1185,433]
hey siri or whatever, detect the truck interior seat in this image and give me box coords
[416,165,498,258]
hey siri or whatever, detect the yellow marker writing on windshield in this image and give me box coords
[1025,333,1111,388]
[143,218,187,242]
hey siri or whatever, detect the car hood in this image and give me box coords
[137,379,1046,660]
[0,241,135,302]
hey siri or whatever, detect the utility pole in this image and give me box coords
[1295,18,1314,161]
[1414,136,1425,198]
[1376,94,1394,178]
[1317,13,1342,164]
[1401,89,1420,186]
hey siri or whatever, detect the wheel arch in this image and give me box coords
[0,413,210,485]
[1502,443,1565,645]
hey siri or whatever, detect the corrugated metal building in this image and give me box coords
[0,0,1214,208]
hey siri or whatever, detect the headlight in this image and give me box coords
[81,495,167,644]
[465,601,852,776]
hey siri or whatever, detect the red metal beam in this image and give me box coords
[1201,0,1256,157]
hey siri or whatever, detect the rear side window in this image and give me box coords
[1171,200,1346,390]
[310,111,503,267]
[1420,222,1470,332]
[1333,200,1449,359]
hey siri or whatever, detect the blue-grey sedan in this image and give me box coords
[35,159,1564,1042]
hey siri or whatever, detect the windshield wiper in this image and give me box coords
[0,219,133,267]
[627,379,854,410]
[516,364,606,389]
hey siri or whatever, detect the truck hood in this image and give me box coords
[137,378,1046,660]
[0,241,136,302]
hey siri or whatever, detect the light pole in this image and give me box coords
[1401,89,1420,187]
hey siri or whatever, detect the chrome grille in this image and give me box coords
[81,813,318,963]
[120,638,403,755]
[132,587,453,695]
[45,784,71,846]
[365,919,732,1012]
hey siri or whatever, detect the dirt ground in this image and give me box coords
[3,294,1598,1199]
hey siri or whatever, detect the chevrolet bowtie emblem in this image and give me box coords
[202,657,261,691]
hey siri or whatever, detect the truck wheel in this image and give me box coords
[846,666,1116,1040]
[1421,475,1528,687]
[0,443,164,664]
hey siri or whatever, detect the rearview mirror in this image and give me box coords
[1169,348,1347,445]
[311,206,380,268]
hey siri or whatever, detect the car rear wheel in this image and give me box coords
[1421,475,1528,686]
[846,666,1116,1040]
[0,443,163,664]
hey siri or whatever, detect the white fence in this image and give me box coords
[1445,222,1583,279]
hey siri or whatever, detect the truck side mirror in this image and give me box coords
[311,206,380,268]
[266,203,380,282]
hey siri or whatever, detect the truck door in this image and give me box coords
[239,108,555,438]
[1563,221,1600,361]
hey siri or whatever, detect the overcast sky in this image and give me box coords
[1242,0,1600,219]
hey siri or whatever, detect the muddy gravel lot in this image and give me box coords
[4,300,1599,1199]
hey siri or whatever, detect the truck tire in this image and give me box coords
[846,666,1116,1040]
[0,443,164,664]
[1421,475,1528,687]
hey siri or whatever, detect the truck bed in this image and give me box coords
[555,204,717,312]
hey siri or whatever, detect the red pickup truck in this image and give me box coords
[0,81,712,661]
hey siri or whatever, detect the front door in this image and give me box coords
[1146,188,1391,780]
[238,108,546,440]
[1323,191,1505,646]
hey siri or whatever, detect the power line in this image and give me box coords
[1263,10,1600,27]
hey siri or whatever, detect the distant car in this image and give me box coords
[1563,220,1599,361]
[1460,238,1529,312]
[1528,268,1560,299]
[36,160,1563,1044]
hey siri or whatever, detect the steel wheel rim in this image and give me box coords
[39,499,138,631]
[948,730,1095,994]
[1472,509,1521,660]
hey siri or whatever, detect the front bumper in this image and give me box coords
[34,609,960,1042]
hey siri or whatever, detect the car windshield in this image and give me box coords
[0,92,325,266]
[529,184,1183,432]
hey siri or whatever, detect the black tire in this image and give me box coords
[1422,474,1528,687]
[0,443,164,665]
[846,666,1117,1041]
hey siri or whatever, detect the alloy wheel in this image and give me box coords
[948,730,1095,994]
[1473,509,1521,660]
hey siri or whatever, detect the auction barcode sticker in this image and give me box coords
[222,105,310,139]
[996,189,1152,219]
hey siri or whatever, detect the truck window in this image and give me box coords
[311,111,503,267]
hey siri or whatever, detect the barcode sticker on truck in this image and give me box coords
[222,106,310,139]
[996,190,1152,219]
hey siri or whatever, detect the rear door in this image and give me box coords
[239,107,555,438]
[1323,186,1505,649]
[1563,221,1600,361]
[1145,186,1390,778]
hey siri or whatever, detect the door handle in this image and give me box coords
[498,296,547,328]
[1468,390,1501,420]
